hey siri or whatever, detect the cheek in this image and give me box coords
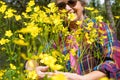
[74,6,83,16]
[75,9,82,18]
[74,1,83,13]
[76,6,83,13]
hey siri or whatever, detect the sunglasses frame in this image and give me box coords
[57,0,78,9]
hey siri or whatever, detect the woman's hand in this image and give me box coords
[35,66,50,78]
[58,71,106,80]
[25,60,50,78]
[36,70,84,80]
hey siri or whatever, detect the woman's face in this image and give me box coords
[56,0,84,21]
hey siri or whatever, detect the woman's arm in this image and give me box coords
[54,70,106,80]
[93,22,120,79]
[82,71,106,80]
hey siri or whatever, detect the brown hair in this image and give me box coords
[79,0,87,6]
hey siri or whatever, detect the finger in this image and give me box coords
[36,66,49,72]
[36,71,46,78]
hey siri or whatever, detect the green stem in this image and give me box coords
[78,45,90,62]
[18,46,21,65]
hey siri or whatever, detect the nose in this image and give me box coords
[65,4,74,13]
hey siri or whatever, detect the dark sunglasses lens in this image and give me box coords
[68,0,77,7]
[57,2,66,9]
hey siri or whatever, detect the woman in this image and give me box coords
[26,0,120,80]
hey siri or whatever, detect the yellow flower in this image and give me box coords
[85,33,94,44]
[52,50,60,57]
[13,39,29,46]
[0,71,4,78]
[99,29,105,34]
[26,7,32,12]
[50,64,63,71]
[0,1,6,4]
[19,34,24,40]
[4,8,16,18]
[5,30,13,37]
[87,39,92,44]
[51,74,67,80]
[88,22,94,27]
[40,55,57,66]
[38,53,44,59]
[61,27,69,36]
[114,16,120,19]
[0,5,7,13]
[34,6,40,12]
[10,63,16,70]
[76,21,82,25]
[95,16,103,22]
[99,77,109,80]
[74,28,82,36]
[17,22,41,37]
[68,13,76,21]
[85,33,89,39]
[47,2,58,12]
[54,15,62,25]
[90,38,94,43]
[70,48,76,56]
[60,9,67,13]
[48,2,55,8]
[85,7,94,11]
[0,38,9,45]
[0,70,6,80]
[31,55,39,60]
[28,0,35,7]
[67,37,74,43]
[39,54,63,70]
[99,36,107,46]
[92,9,99,13]
[30,27,41,38]
[64,53,70,61]
[22,12,30,18]
[27,70,38,80]
[15,15,21,21]
[30,13,39,21]
[21,53,29,60]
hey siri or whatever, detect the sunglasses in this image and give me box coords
[57,0,78,9]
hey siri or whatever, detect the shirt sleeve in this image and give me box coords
[93,22,120,79]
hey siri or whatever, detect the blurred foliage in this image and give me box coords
[88,0,120,40]
[112,0,120,40]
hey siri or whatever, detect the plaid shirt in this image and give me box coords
[64,22,120,79]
